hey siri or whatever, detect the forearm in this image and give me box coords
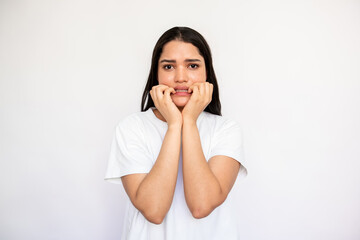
[182,119,224,218]
[135,124,182,222]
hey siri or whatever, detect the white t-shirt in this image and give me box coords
[105,108,247,240]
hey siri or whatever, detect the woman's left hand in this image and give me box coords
[182,82,213,123]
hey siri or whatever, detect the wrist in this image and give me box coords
[182,116,197,126]
[167,121,182,130]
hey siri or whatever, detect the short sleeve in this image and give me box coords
[104,116,153,184]
[209,118,247,177]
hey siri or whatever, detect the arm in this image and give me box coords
[121,85,182,224]
[182,119,240,219]
[122,124,181,224]
[181,82,240,218]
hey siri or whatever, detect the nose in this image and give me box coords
[175,66,188,83]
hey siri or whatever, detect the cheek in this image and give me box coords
[158,71,172,85]
[190,70,206,83]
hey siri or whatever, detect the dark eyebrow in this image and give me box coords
[159,59,201,63]
[159,59,176,63]
[185,59,201,62]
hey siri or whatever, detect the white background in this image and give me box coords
[1,0,359,239]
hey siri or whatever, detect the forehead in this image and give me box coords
[160,40,203,60]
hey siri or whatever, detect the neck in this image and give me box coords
[152,107,183,122]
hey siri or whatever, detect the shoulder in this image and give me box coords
[116,111,150,129]
[201,112,242,132]
[113,111,153,140]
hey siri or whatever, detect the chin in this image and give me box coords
[172,97,189,108]
[174,101,188,108]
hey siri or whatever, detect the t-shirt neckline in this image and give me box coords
[146,107,205,127]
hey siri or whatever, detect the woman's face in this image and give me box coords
[157,40,206,109]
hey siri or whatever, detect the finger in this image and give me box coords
[209,83,213,102]
[190,82,206,96]
[190,84,200,97]
[169,87,176,94]
[199,82,206,96]
[152,85,169,93]
[150,89,159,108]
[151,87,160,103]
[150,89,155,101]
[164,87,175,100]
[154,85,169,100]
[189,83,201,92]
[204,82,210,101]
[190,82,203,88]
[156,84,170,91]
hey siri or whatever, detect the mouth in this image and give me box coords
[173,87,191,96]
[175,89,188,93]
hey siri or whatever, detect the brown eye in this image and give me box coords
[189,64,199,69]
[163,65,173,70]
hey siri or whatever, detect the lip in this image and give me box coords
[174,86,189,91]
[174,91,191,96]
[173,86,191,96]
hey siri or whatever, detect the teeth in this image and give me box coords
[176,89,188,92]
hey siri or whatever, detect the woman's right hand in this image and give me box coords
[150,85,182,127]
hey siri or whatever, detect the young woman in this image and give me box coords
[105,26,247,240]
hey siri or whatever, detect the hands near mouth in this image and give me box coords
[150,85,182,127]
[150,82,213,126]
[182,82,213,123]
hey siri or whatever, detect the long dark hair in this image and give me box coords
[141,26,221,115]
